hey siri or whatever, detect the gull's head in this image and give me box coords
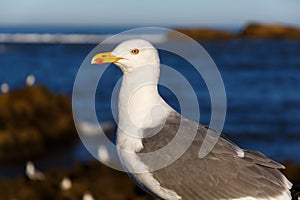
[91,39,160,73]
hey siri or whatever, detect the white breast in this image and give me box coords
[116,67,181,200]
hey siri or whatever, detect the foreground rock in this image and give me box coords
[282,161,300,185]
[172,23,300,40]
[0,160,299,200]
[0,160,154,200]
[0,85,77,162]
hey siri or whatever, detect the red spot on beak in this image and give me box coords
[95,59,103,64]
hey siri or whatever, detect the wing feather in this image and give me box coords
[138,111,292,200]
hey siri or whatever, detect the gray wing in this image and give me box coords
[138,111,292,200]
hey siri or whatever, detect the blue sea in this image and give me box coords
[0,26,300,176]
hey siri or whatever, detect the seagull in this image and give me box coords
[26,74,35,86]
[82,191,95,200]
[91,39,295,200]
[60,176,72,191]
[97,144,111,163]
[25,161,45,181]
[0,83,9,94]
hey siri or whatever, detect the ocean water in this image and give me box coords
[0,27,300,169]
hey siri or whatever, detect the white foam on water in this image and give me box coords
[0,33,167,44]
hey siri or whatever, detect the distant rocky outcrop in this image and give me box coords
[0,85,77,162]
[171,23,300,40]
[240,23,300,39]
[168,28,234,40]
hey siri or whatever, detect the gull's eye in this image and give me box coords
[131,48,139,55]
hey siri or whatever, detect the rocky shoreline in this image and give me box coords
[170,23,300,40]
[0,85,77,163]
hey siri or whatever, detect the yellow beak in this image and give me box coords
[91,52,122,64]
